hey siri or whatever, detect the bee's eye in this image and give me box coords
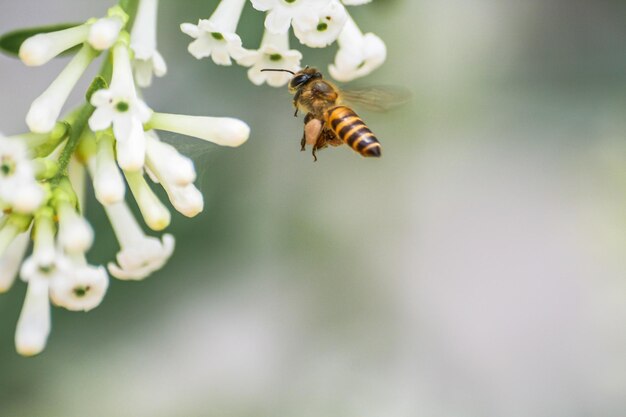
[290,74,309,88]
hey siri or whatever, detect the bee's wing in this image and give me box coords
[339,86,412,113]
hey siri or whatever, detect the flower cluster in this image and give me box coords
[181,0,386,86]
[0,0,249,356]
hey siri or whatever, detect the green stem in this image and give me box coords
[119,0,140,30]
[51,104,94,185]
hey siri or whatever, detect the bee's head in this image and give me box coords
[261,66,322,94]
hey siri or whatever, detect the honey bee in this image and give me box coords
[261,67,408,161]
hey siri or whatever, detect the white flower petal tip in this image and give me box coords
[88,17,123,50]
[15,278,50,357]
[7,183,45,214]
[148,113,250,147]
[169,184,204,217]
[18,25,89,67]
[89,135,126,205]
[342,0,372,4]
[124,170,171,231]
[107,234,175,280]
[329,26,386,82]
[293,0,348,48]
[145,134,197,185]
[26,96,59,134]
[58,203,94,254]
[50,265,109,312]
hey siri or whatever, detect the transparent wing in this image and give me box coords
[340,86,412,113]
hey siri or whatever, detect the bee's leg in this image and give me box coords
[293,91,303,117]
[300,133,306,151]
[312,147,318,162]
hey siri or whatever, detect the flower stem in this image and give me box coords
[50,104,94,185]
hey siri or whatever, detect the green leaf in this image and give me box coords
[0,23,81,57]
[85,76,108,102]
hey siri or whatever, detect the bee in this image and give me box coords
[261,67,408,161]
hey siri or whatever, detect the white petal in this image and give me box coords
[148,113,250,147]
[115,119,146,171]
[180,22,200,39]
[49,263,108,312]
[19,25,89,66]
[88,17,123,50]
[89,106,115,131]
[264,9,292,34]
[0,231,30,293]
[15,278,50,356]
[58,202,94,254]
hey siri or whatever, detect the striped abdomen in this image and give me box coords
[325,106,381,157]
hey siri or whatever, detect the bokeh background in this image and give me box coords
[1,0,626,416]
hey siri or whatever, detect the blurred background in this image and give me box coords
[1,0,626,416]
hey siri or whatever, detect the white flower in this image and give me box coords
[0,231,30,292]
[20,210,68,285]
[328,14,386,82]
[143,133,203,217]
[57,200,94,254]
[342,0,372,4]
[19,24,90,66]
[250,0,329,34]
[147,112,250,147]
[26,45,97,133]
[88,17,123,51]
[124,169,171,231]
[16,210,65,356]
[145,132,196,186]
[180,0,248,66]
[292,0,347,48]
[89,42,152,171]
[104,200,175,280]
[88,132,126,205]
[49,255,108,312]
[0,137,44,213]
[15,277,50,356]
[238,30,302,87]
[131,0,167,87]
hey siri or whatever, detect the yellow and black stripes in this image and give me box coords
[325,106,381,157]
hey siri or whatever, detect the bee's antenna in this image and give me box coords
[260,68,295,74]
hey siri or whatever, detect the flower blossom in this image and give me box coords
[89,41,152,171]
[292,0,348,48]
[328,13,386,82]
[180,0,247,65]
[238,30,302,87]
[250,0,329,34]
[130,0,167,87]
[0,136,44,213]
[104,200,174,280]
[0,0,326,357]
